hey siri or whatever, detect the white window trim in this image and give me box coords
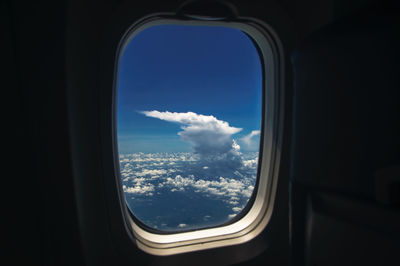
[113,15,284,256]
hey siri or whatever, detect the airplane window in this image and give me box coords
[116,24,262,232]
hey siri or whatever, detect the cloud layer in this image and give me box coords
[120,152,258,231]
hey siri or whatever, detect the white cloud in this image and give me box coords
[165,175,193,188]
[232,139,241,151]
[241,130,261,148]
[242,158,258,168]
[204,215,211,220]
[178,223,187,228]
[232,207,242,212]
[141,111,242,135]
[123,184,154,194]
[162,175,254,200]
[133,169,167,177]
[141,111,242,159]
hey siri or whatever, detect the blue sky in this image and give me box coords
[117,24,262,153]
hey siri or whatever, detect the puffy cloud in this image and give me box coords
[141,110,241,135]
[123,184,154,195]
[124,153,194,163]
[141,111,242,161]
[241,130,261,149]
[232,139,241,151]
[165,175,193,188]
[121,151,257,197]
[133,169,167,177]
[242,158,258,169]
[162,174,254,201]
[232,207,242,212]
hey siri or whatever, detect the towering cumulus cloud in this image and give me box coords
[141,111,243,166]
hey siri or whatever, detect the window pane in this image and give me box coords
[117,24,262,232]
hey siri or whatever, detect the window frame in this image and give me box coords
[112,14,284,256]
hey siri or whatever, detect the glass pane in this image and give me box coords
[117,24,262,232]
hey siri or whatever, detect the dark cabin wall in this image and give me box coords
[289,1,400,265]
[6,0,84,265]
[5,0,379,265]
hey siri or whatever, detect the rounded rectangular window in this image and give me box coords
[117,23,261,232]
[114,17,282,255]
